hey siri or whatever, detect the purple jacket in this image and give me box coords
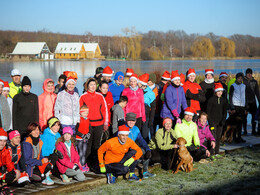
[160,84,187,120]
[197,121,215,149]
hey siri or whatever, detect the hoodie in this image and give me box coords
[38,79,57,130]
[111,104,125,134]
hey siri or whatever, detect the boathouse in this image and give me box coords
[55,43,86,59]
[84,43,104,59]
[10,42,53,60]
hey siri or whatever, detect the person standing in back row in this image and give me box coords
[9,69,22,98]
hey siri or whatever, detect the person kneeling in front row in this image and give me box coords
[98,125,143,184]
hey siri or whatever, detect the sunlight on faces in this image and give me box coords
[130,79,137,88]
[31,127,40,138]
[206,74,213,80]
[99,83,109,95]
[80,109,89,118]
[23,85,31,93]
[46,81,54,92]
[67,81,75,91]
[184,114,193,122]
[126,120,136,129]
[216,90,223,97]
[164,121,172,131]
[188,74,196,83]
[103,76,112,82]
[115,79,123,86]
[88,81,96,93]
[64,133,72,142]
[147,80,153,87]
[58,78,65,88]
[2,90,9,97]
[11,136,21,146]
[0,140,6,150]
[121,101,128,109]
[12,75,21,84]
[118,133,128,143]
[199,115,207,126]
[51,122,60,134]
[220,76,227,84]
[172,79,180,86]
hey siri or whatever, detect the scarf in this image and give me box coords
[67,90,74,95]
[118,137,126,145]
[130,86,139,91]
[204,78,215,84]
[148,84,155,90]
[30,135,40,146]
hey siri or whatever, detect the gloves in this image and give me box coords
[171,110,179,118]
[145,150,152,159]
[123,157,135,167]
[176,118,182,124]
[73,164,80,171]
[100,167,106,173]
[82,133,91,140]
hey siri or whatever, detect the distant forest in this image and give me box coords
[1,28,260,60]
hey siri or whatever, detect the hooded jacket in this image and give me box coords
[197,121,215,150]
[111,104,125,134]
[38,79,57,130]
[102,91,114,126]
[0,95,11,131]
[108,81,125,103]
[155,128,177,150]
[0,146,15,172]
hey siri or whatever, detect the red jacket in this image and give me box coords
[0,146,15,172]
[103,91,114,126]
[76,117,91,140]
[79,91,108,127]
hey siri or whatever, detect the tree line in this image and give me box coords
[0,28,260,59]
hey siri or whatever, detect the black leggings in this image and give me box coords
[91,125,104,151]
[211,125,223,154]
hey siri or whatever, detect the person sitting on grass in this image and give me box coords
[0,128,21,191]
[98,125,143,184]
[174,107,205,162]
[126,112,156,179]
[56,127,86,183]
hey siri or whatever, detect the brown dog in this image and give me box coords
[174,137,194,174]
[221,114,242,143]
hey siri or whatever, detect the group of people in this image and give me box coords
[0,65,259,189]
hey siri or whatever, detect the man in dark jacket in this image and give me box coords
[13,76,39,139]
[243,68,260,135]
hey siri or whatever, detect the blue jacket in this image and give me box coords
[109,81,125,103]
[40,127,61,157]
[160,84,187,120]
[128,125,150,152]
[144,87,156,107]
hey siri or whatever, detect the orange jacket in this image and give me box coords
[0,146,15,172]
[38,78,57,130]
[98,137,143,167]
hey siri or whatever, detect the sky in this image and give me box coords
[1,0,260,37]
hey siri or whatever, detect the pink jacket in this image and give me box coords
[38,78,57,130]
[197,121,215,150]
[56,141,82,174]
[122,88,146,122]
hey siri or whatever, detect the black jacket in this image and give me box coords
[243,76,260,104]
[199,81,215,112]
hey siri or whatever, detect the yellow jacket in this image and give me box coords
[9,82,22,98]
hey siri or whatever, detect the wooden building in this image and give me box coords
[84,43,104,59]
[55,43,86,59]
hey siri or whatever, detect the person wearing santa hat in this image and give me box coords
[58,72,79,94]
[0,128,21,188]
[199,69,215,112]
[174,107,205,162]
[54,76,80,134]
[161,70,187,126]
[101,66,114,84]
[1,81,12,130]
[98,125,143,184]
[216,72,228,99]
[207,83,228,155]
[183,68,206,121]
[13,76,38,139]
[38,78,57,130]
[0,79,4,95]
[122,74,146,132]
[137,73,156,143]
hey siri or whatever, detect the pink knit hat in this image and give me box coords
[8,130,20,140]
[62,127,73,135]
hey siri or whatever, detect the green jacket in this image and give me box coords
[9,82,22,98]
[174,119,200,146]
[151,128,177,150]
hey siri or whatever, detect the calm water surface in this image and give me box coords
[0,59,260,96]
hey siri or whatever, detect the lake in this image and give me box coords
[0,59,260,96]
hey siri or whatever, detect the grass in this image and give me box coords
[70,146,260,195]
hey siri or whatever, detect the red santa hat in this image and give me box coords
[161,71,171,81]
[219,72,228,78]
[102,66,114,77]
[184,107,194,116]
[63,71,71,77]
[187,68,196,78]
[171,70,180,82]
[3,81,10,91]
[130,73,138,82]
[0,79,4,86]
[118,125,130,135]
[65,76,76,87]
[180,73,185,86]
[0,128,7,140]
[139,73,149,86]
[205,69,214,75]
[215,82,224,92]
[126,68,134,76]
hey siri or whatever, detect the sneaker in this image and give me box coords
[60,174,71,183]
[143,172,156,179]
[42,176,54,185]
[106,173,116,184]
[128,174,141,182]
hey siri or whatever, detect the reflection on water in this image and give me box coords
[0,59,260,96]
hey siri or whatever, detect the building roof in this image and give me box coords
[83,43,101,54]
[11,42,50,55]
[55,42,84,54]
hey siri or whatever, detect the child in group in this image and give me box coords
[111,96,128,136]
[0,128,21,189]
[7,130,30,186]
[76,105,93,173]
[56,127,86,182]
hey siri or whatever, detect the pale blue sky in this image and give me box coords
[1,0,260,37]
